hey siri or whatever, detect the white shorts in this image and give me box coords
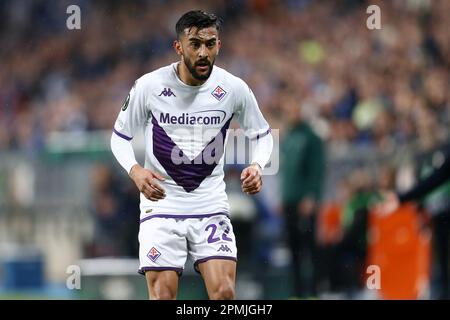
[138,213,237,275]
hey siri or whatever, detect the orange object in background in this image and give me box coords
[367,203,431,299]
[317,202,343,245]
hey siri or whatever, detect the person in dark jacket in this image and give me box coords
[280,97,326,298]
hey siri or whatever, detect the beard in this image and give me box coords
[183,55,214,81]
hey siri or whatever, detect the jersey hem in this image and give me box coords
[139,212,230,224]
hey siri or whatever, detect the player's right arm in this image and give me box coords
[128,164,166,201]
[110,79,166,201]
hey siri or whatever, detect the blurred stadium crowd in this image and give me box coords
[0,0,449,299]
[0,0,448,153]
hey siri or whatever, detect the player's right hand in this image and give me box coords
[129,164,166,201]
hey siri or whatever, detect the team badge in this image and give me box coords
[147,247,161,262]
[211,86,227,101]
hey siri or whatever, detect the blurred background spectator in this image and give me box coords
[413,143,450,299]
[280,96,326,298]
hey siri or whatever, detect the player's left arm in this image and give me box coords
[235,80,273,195]
[241,133,274,194]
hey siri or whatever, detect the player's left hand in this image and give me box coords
[241,163,263,195]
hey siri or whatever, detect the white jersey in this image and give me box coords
[113,62,270,221]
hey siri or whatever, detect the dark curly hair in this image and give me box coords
[175,10,222,38]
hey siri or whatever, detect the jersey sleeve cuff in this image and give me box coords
[249,128,271,141]
[113,128,133,141]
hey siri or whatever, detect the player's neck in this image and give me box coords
[177,61,206,86]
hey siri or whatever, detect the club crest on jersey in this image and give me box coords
[147,247,161,262]
[211,86,226,101]
[159,88,176,97]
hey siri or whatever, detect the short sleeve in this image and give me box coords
[113,79,147,140]
[234,79,270,140]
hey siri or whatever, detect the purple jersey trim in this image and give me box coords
[139,212,230,224]
[193,256,237,273]
[250,128,271,141]
[113,129,133,141]
[138,266,183,276]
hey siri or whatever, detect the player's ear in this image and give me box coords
[173,40,183,56]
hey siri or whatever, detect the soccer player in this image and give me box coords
[110,10,273,300]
